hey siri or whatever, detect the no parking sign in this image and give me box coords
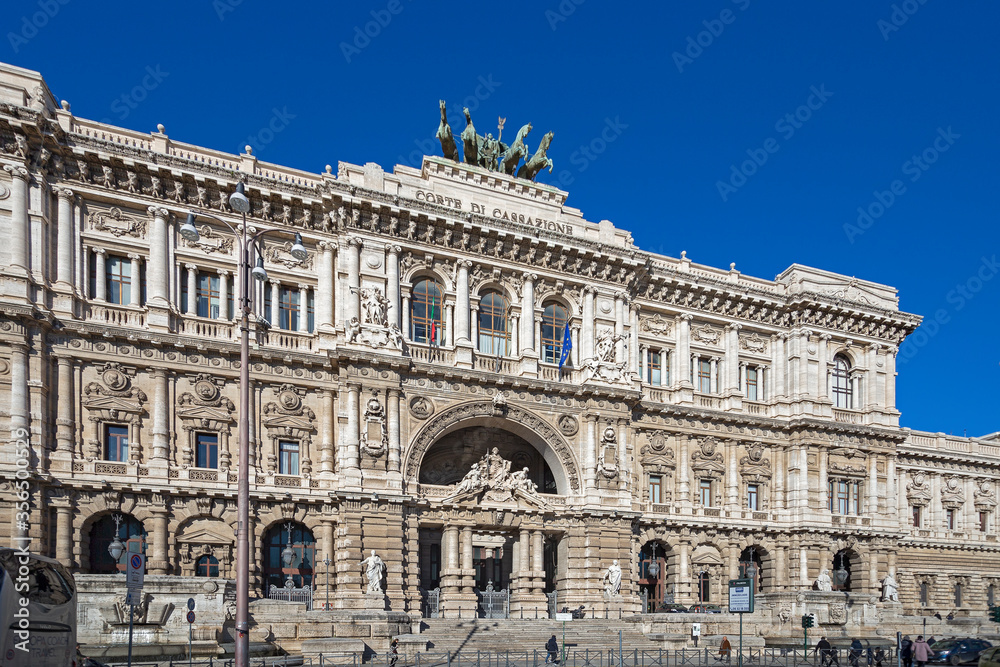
[126,553,145,591]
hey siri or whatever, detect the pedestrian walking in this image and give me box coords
[849,639,863,667]
[545,635,560,665]
[389,639,399,667]
[900,636,913,667]
[873,647,886,667]
[912,636,934,667]
[719,636,732,664]
[815,637,835,667]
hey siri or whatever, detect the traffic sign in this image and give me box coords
[126,553,146,591]
[187,598,196,611]
[728,578,754,613]
[125,589,141,607]
[555,612,573,621]
[187,611,196,624]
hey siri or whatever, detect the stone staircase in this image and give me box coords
[403,618,668,656]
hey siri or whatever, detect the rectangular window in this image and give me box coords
[279,440,300,476]
[919,581,928,605]
[946,509,955,530]
[746,367,758,401]
[307,291,315,333]
[106,255,132,305]
[828,480,834,512]
[197,273,221,319]
[105,424,129,462]
[747,484,759,511]
[647,351,661,386]
[913,506,922,528]
[699,479,712,507]
[195,432,219,469]
[649,475,662,504]
[852,482,861,515]
[837,481,849,515]
[698,359,712,394]
[981,511,989,532]
[279,286,300,331]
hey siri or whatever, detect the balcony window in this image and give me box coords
[946,509,956,530]
[410,279,444,344]
[747,484,759,511]
[196,273,222,319]
[279,440,300,476]
[647,350,662,385]
[279,286,300,331]
[697,359,712,394]
[828,479,861,515]
[540,302,569,364]
[478,290,510,356]
[913,506,922,528]
[746,367,759,401]
[649,475,662,504]
[699,479,713,507]
[832,354,853,409]
[106,255,132,305]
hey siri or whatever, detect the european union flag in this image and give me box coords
[559,322,572,369]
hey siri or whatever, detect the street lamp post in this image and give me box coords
[107,514,134,667]
[182,182,307,667]
[322,555,333,611]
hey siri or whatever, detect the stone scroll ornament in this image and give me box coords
[436,100,555,181]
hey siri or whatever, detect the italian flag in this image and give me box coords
[429,295,437,345]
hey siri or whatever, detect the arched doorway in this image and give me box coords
[88,513,146,574]
[832,549,859,591]
[263,522,316,590]
[739,546,766,592]
[638,540,670,612]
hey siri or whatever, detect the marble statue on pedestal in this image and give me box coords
[362,550,385,593]
[815,568,833,592]
[881,573,899,602]
[603,560,622,597]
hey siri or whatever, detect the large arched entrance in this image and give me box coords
[411,404,577,619]
[88,513,147,574]
[638,540,670,612]
[262,522,316,591]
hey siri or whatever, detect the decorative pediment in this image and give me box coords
[177,375,234,432]
[692,325,720,346]
[690,545,724,566]
[739,441,772,482]
[906,473,933,507]
[941,476,966,509]
[83,363,146,422]
[89,207,146,238]
[692,436,725,477]
[262,384,315,439]
[266,241,313,269]
[640,430,675,471]
[975,480,997,511]
[178,526,233,545]
[183,224,233,255]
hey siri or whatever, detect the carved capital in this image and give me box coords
[217,269,230,277]
[524,272,538,282]
[57,187,75,200]
[348,237,364,249]
[387,244,402,255]
[93,248,107,256]
[127,253,142,261]
[3,164,29,180]
[184,263,198,271]
[679,313,693,322]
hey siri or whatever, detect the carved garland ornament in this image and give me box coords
[404,401,580,492]
[89,207,147,238]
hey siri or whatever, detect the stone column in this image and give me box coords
[401,293,411,340]
[676,315,692,388]
[867,455,878,515]
[582,286,596,360]
[56,187,75,288]
[55,357,74,455]
[518,528,531,583]
[386,245,400,328]
[726,440,739,507]
[127,254,142,307]
[521,273,536,353]
[53,498,74,567]
[321,389,335,473]
[217,270,230,320]
[151,370,170,461]
[709,357,719,393]
[461,526,474,593]
[678,434,691,504]
[147,207,170,307]
[185,264,198,315]
[678,540,690,600]
[613,293,625,362]
[640,344,648,382]
[445,303,454,347]
[297,284,309,332]
[817,334,831,400]
[387,388,401,474]
[572,326,581,367]
[661,348,670,387]
[798,331,810,398]
[818,449,828,511]
[584,414,598,492]
[93,249,107,302]
[269,280,280,327]
[630,304,640,375]
[773,447,785,510]
[346,383,361,471]
[346,238,362,323]
[885,345,897,410]
[4,165,29,273]
[317,242,336,330]
[455,260,471,343]
[725,324,741,393]
[531,530,544,592]
[510,315,519,355]
[149,505,170,574]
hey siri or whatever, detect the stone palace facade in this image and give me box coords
[1,62,999,628]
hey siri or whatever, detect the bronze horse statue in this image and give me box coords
[517,131,554,181]
[461,108,480,165]
[499,122,532,175]
[436,100,459,162]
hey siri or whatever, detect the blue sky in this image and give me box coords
[6,0,998,436]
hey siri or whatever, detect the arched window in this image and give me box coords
[698,572,711,602]
[540,302,569,365]
[411,279,444,345]
[196,555,219,577]
[263,522,316,590]
[89,514,147,574]
[831,354,853,409]
[478,290,510,356]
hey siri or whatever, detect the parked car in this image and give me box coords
[930,639,993,665]
[689,604,724,613]
[978,646,1000,667]
[655,602,689,613]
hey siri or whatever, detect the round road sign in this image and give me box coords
[187,598,196,611]
[187,610,196,624]
[130,554,143,569]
